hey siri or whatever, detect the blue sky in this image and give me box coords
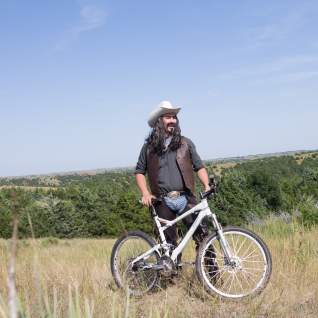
[1,0,318,177]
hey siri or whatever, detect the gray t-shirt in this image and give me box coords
[134,137,204,194]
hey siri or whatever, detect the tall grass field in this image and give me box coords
[0,219,317,317]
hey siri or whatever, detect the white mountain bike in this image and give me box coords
[110,178,272,299]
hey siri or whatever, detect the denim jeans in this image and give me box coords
[163,195,188,215]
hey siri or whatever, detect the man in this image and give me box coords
[134,101,210,252]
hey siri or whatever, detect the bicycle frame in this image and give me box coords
[155,198,211,260]
[131,197,234,267]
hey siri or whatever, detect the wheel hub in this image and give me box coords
[131,259,146,272]
[227,257,242,272]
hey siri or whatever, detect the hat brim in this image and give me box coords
[148,107,181,128]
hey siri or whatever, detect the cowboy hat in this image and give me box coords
[148,101,181,128]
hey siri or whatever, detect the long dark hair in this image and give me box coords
[146,116,182,155]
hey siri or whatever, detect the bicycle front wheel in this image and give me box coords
[196,227,272,299]
[110,230,160,296]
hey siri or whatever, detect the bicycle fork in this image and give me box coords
[209,213,234,262]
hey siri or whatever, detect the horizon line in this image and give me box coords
[1,148,317,179]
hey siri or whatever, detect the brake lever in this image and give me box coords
[200,187,215,200]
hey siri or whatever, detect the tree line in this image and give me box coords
[1,155,318,239]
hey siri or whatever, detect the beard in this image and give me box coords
[166,124,176,134]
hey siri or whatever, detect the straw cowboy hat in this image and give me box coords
[148,101,181,128]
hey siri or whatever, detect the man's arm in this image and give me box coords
[134,143,156,207]
[135,173,156,207]
[197,167,210,192]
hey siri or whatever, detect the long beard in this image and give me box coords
[167,125,175,134]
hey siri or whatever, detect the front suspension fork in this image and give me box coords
[209,213,234,261]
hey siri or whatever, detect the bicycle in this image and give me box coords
[110,177,272,299]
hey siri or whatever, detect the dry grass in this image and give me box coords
[210,162,238,176]
[0,220,318,317]
[294,152,318,164]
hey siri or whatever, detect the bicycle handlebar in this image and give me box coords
[199,175,218,200]
[138,175,219,204]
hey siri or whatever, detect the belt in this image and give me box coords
[162,191,187,199]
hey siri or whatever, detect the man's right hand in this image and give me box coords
[141,192,156,207]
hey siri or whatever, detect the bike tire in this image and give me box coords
[195,226,272,300]
[110,230,160,296]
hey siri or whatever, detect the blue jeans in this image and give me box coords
[163,195,188,215]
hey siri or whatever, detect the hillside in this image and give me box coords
[0,150,318,239]
[1,149,317,188]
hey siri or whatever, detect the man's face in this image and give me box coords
[162,113,177,135]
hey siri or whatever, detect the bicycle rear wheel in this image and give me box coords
[196,227,272,299]
[110,230,160,296]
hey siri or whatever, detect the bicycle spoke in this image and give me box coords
[242,259,265,263]
[238,239,254,259]
[231,234,238,255]
[203,256,223,263]
[227,273,235,294]
[206,266,226,275]
[241,268,260,282]
[240,268,253,289]
[205,245,223,259]
[215,267,228,282]
[241,250,261,260]
[233,271,244,293]
[242,267,265,271]
[235,237,247,256]
[240,243,258,260]
[221,273,233,291]
[240,271,258,290]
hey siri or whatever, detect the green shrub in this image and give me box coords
[298,196,318,227]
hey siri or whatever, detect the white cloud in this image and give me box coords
[55,4,107,51]
[239,4,315,49]
[216,54,318,83]
[272,70,318,83]
[245,12,302,48]
[74,5,107,33]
